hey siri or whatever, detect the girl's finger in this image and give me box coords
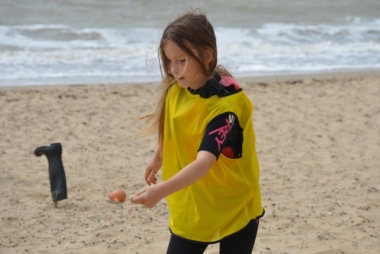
[148,175,157,184]
[145,172,151,184]
[131,187,147,200]
[131,191,148,205]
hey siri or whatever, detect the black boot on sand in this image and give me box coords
[34,143,68,208]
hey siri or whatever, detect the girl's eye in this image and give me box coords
[180,59,186,64]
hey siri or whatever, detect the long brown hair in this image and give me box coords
[142,9,231,148]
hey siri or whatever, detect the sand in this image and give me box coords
[0,71,379,254]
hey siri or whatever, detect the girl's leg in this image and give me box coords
[219,219,259,254]
[166,235,208,254]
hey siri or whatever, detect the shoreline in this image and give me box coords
[0,69,379,90]
[239,69,380,83]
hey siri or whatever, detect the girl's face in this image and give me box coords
[164,40,210,90]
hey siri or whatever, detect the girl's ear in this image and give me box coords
[204,49,214,67]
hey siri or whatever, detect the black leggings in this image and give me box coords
[166,219,259,254]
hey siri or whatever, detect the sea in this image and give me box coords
[0,0,379,86]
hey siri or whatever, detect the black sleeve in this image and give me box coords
[198,112,243,160]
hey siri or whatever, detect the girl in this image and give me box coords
[131,10,265,254]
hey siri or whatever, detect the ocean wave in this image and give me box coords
[0,24,159,49]
[0,19,379,85]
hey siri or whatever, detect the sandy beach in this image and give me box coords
[0,71,379,254]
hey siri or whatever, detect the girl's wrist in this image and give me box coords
[156,181,172,199]
[154,146,162,160]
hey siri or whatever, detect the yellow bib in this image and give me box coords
[162,82,264,243]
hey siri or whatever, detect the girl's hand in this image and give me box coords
[132,151,216,208]
[145,148,162,185]
[130,184,163,208]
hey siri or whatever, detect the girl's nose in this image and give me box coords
[170,61,180,74]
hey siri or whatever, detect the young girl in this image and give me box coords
[131,10,265,254]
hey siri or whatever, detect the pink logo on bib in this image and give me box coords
[208,114,235,151]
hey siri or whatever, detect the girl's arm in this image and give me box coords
[131,150,216,208]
